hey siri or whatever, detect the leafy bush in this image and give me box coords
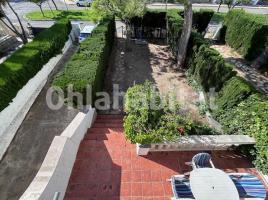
[0,20,71,111]
[167,9,184,56]
[53,17,115,104]
[188,45,236,92]
[214,76,256,111]
[123,81,216,144]
[224,10,268,61]
[216,94,268,174]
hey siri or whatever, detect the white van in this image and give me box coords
[76,0,92,7]
[79,25,95,42]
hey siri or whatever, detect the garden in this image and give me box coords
[121,9,268,174]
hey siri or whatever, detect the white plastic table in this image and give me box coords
[190,168,239,200]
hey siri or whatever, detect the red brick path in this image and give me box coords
[65,115,267,200]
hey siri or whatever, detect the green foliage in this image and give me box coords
[192,9,214,33]
[92,0,146,20]
[188,45,236,92]
[214,76,256,111]
[123,81,217,144]
[53,17,115,104]
[216,94,268,173]
[224,10,268,61]
[0,20,71,111]
[26,9,102,22]
[167,9,184,56]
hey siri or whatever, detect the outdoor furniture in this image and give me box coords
[186,153,215,169]
[170,175,195,200]
[190,168,240,200]
[229,173,267,199]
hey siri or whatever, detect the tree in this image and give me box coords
[93,0,146,48]
[92,0,146,22]
[51,0,58,10]
[177,0,193,68]
[217,0,250,12]
[29,0,46,17]
[0,0,28,44]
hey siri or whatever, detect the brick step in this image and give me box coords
[94,118,124,124]
[87,127,124,134]
[84,133,108,140]
[91,122,123,128]
[96,114,124,120]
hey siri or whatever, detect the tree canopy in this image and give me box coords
[92,0,147,21]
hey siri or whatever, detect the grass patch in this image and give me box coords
[26,9,102,21]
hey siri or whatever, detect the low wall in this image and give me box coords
[136,135,256,156]
[20,107,96,200]
[0,28,77,161]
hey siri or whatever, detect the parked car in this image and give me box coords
[79,25,95,42]
[76,0,92,7]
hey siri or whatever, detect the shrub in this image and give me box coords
[188,45,236,92]
[214,76,256,111]
[167,9,184,56]
[123,81,216,144]
[216,94,268,174]
[53,17,115,104]
[224,10,268,61]
[0,20,71,111]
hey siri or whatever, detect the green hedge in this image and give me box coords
[53,17,115,104]
[167,9,184,56]
[214,76,256,111]
[216,94,268,174]
[224,10,268,61]
[0,20,71,111]
[188,45,236,92]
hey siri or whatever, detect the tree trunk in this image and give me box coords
[6,1,27,44]
[51,0,58,10]
[177,0,193,68]
[39,5,45,17]
[0,6,25,42]
[217,0,223,12]
[252,47,268,69]
[166,0,168,44]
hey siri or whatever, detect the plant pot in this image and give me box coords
[136,143,150,156]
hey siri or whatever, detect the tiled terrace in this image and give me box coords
[65,115,268,200]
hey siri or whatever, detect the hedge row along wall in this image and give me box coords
[214,76,256,112]
[167,9,184,56]
[187,33,268,173]
[53,17,115,105]
[0,20,71,112]
[188,45,236,92]
[224,10,268,61]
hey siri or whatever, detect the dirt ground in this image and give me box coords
[104,38,206,123]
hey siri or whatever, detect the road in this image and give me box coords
[147,3,268,14]
[3,0,82,25]
[3,1,268,27]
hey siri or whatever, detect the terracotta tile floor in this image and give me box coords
[65,115,267,200]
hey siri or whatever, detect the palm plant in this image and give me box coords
[0,0,28,44]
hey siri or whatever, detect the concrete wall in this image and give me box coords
[0,29,76,161]
[20,108,96,200]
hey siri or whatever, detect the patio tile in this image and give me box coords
[131,183,143,196]
[64,115,267,200]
